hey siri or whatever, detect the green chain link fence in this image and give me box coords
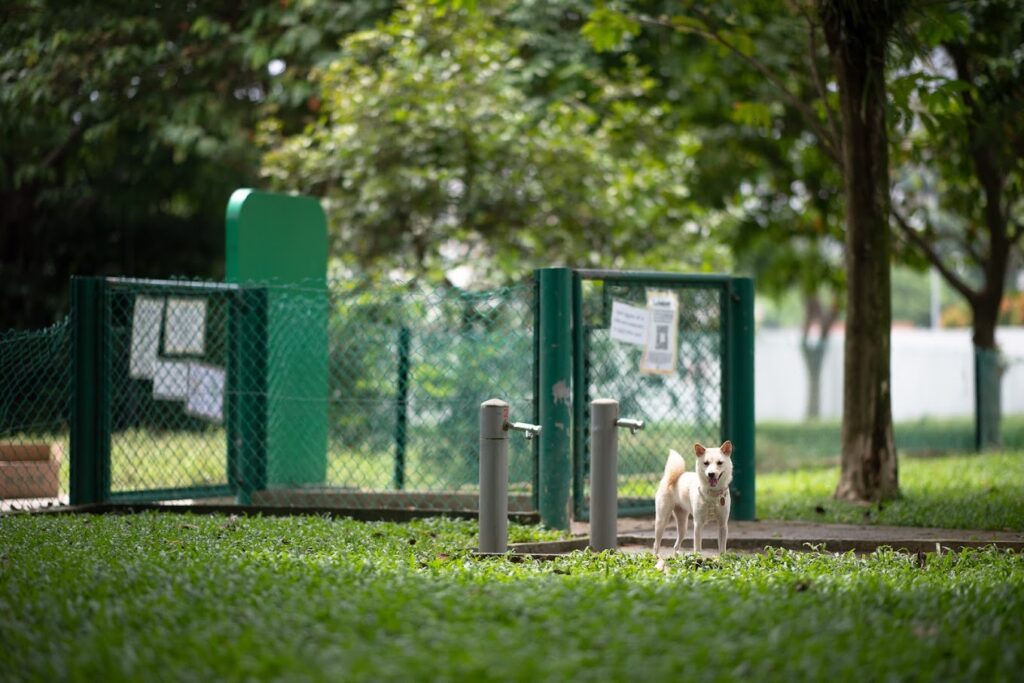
[64,275,535,512]
[0,321,71,511]
[8,269,1018,517]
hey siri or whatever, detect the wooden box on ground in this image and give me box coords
[0,443,62,499]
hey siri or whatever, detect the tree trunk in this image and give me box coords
[821,1,899,502]
[802,341,827,420]
[800,294,839,421]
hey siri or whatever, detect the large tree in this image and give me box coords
[818,0,902,501]
[583,0,901,500]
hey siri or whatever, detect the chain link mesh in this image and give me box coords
[96,276,534,511]
[0,321,71,511]
[577,277,725,517]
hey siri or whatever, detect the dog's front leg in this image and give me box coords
[692,518,703,554]
[717,518,728,555]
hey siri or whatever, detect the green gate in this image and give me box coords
[567,269,754,521]
[71,277,244,504]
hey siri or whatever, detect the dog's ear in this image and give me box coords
[694,443,706,456]
[720,440,733,456]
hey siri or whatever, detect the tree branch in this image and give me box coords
[635,12,842,166]
[891,206,977,303]
[947,227,985,267]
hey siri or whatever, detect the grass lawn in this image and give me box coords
[2,513,1023,682]
[757,450,1024,531]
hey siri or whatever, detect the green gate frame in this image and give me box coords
[70,276,244,505]
[535,268,755,528]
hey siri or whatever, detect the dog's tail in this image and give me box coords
[663,449,687,488]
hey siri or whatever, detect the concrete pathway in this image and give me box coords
[561,517,1024,555]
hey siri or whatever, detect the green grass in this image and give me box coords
[1,513,1022,682]
[757,415,1024,472]
[758,450,1024,531]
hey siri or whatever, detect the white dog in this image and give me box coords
[653,441,733,557]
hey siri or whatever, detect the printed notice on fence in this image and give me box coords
[609,300,649,346]
[640,290,679,375]
[164,298,207,355]
[186,363,225,423]
[130,297,165,379]
[153,360,189,400]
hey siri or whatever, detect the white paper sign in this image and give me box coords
[640,290,679,375]
[609,300,650,346]
[186,363,225,423]
[153,360,189,400]
[130,297,165,379]
[164,298,206,355]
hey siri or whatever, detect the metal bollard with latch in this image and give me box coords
[479,398,541,553]
[589,398,645,551]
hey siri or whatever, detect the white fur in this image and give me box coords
[652,441,733,557]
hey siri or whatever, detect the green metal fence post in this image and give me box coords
[532,273,541,511]
[228,287,268,505]
[70,276,110,505]
[726,277,756,520]
[394,326,411,490]
[571,272,586,520]
[537,267,573,529]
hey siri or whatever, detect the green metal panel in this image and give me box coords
[537,267,573,529]
[726,277,756,520]
[70,277,110,505]
[225,189,328,487]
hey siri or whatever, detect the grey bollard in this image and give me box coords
[479,398,510,553]
[590,399,620,551]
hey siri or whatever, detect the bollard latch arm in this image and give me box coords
[507,422,543,440]
[615,418,645,435]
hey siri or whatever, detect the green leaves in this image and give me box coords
[581,5,640,52]
[261,2,722,280]
[730,101,777,130]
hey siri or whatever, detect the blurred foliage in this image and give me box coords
[0,0,395,329]
[888,0,1024,344]
[260,2,729,283]
[3,0,1021,335]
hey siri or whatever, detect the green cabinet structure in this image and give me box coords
[225,189,329,499]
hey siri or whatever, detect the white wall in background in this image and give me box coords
[756,327,1024,422]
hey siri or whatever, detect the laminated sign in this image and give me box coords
[640,290,679,375]
[129,297,165,379]
[186,363,225,423]
[609,300,649,347]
